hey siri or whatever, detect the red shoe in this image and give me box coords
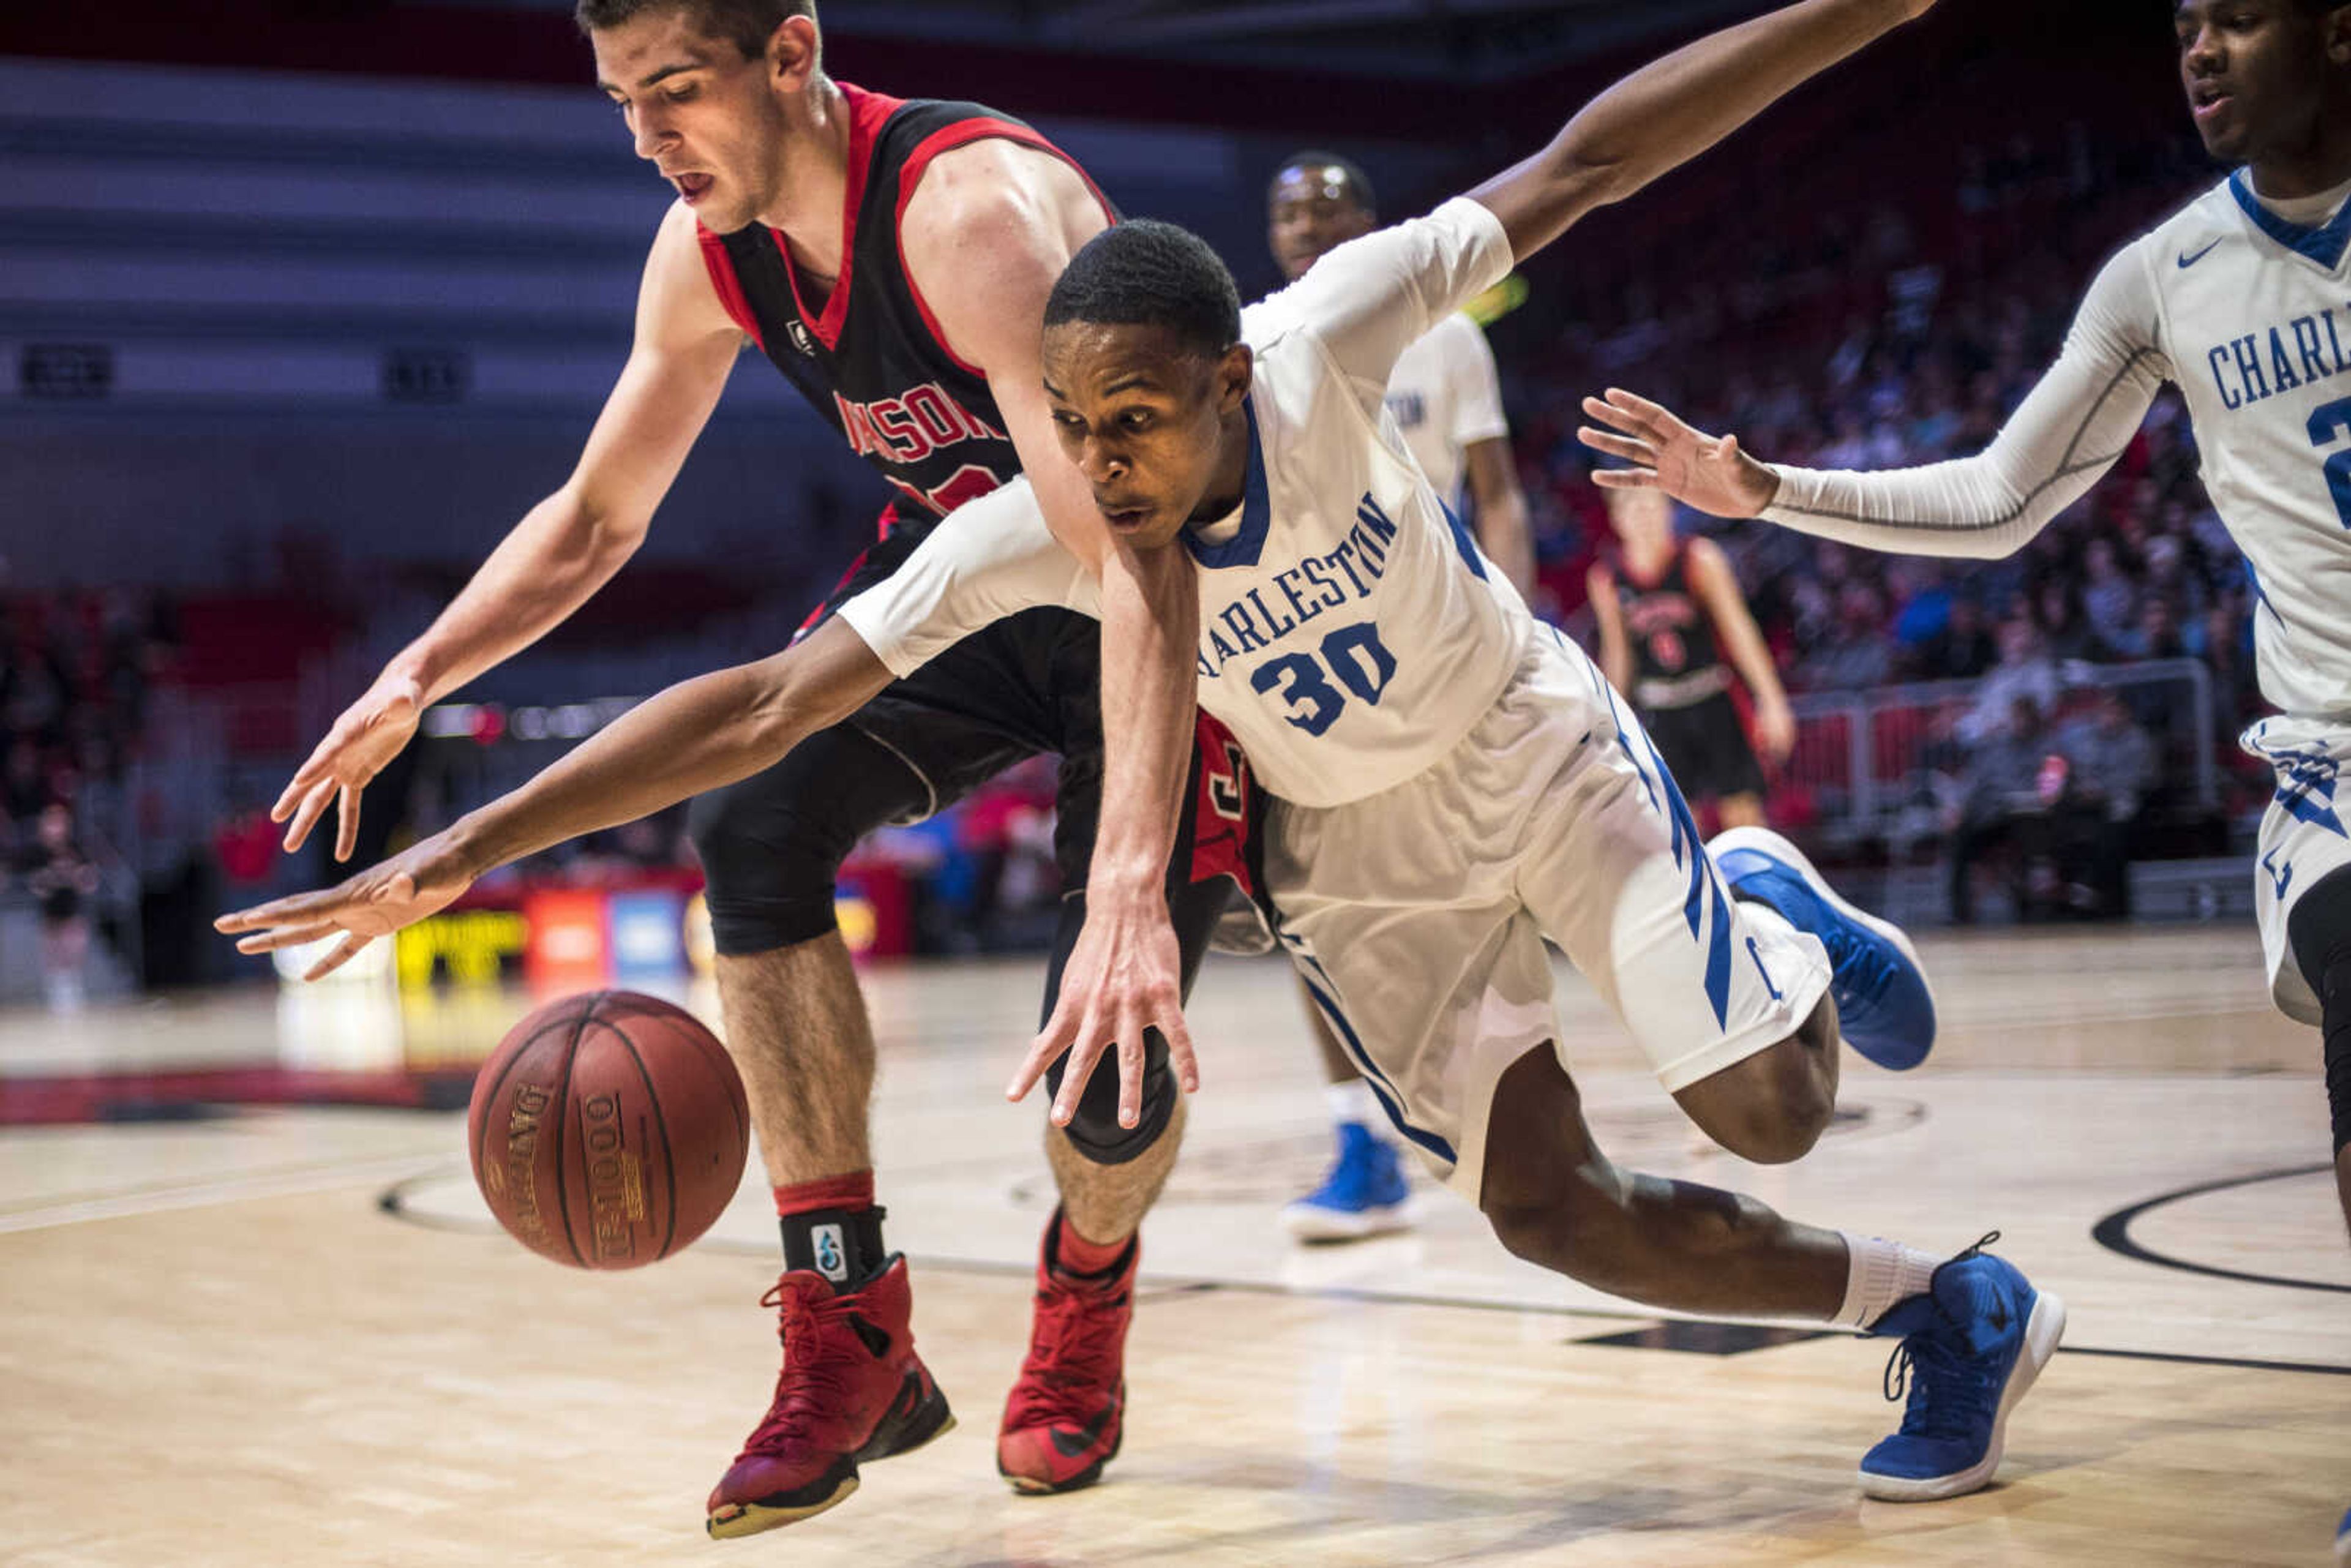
[997,1217,1136,1495]
[706,1256,953,1539]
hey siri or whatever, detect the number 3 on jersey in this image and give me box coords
[1251,620,1398,736]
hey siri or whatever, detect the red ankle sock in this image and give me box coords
[774,1171,874,1217]
[1055,1211,1130,1277]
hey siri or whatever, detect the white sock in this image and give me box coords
[1325,1078,1382,1131]
[1834,1234,1943,1329]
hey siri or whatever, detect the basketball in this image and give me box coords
[466,991,749,1269]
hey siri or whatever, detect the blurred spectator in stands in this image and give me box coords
[1948,694,2055,925]
[1961,615,2061,743]
[1907,593,1997,681]
[2050,688,2158,918]
[2034,579,2109,664]
[2079,537,2139,651]
[1796,579,1893,692]
[18,802,100,1011]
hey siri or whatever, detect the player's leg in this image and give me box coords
[690,721,956,1539]
[1474,1041,2063,1501]
[1280,980,1417,1244]
[2285,865,2351,1239]
[994,645,1248,1495]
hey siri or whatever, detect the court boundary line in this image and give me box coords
[375,1173,2351,1381]
[2090,1162,2351,1297]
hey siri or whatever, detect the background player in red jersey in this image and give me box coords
[1588,484,1794,832]
[260,0,1223,1535]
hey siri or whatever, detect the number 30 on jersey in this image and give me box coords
[1250,620,1398,736]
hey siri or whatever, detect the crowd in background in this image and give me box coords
[0,583,176,1003]
[7,102,2298,972]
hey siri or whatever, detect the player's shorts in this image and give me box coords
[1638,688,1766,805]
[2243,715,2351,1025]
[694,507,1249,958]
[1261,625,1832,1202]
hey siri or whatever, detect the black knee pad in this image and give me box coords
[1034,874,1234,1165]
[1047,1022,1179,1165]
[687,724,929,956]
[2287,865,2351,1156]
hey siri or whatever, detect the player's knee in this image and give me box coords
[1051,1030,1179,1165]
[686,781,857,956]
[1674,1046,1831,1166]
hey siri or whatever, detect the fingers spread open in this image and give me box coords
[282,778,337,854]
[334,784,362,864]
[1577,427,1654,466]
[234,920,341,956]
[304,932,375,982]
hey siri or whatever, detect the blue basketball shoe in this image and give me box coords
[1282,1122,1415,1243]
[2334,1504,2349,1564]
[1711,825,1937,1070]
[1859,1234,2065,1502]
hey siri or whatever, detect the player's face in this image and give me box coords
[593,9,793,231]
[1042,321,1252,550]
[2175,0,2340,164]
[1268,167,1376,283]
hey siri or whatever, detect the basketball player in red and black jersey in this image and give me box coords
[1588,485,1794,829]
[260,0,1234,1535]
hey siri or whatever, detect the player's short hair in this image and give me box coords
[574,0,814,59]
[1270,150,1377,218]
[1044,220,1243,364]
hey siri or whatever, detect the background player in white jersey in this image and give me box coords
[223,0,2067,1504]
[1262,148,1536,1243]
[1577,0,2351,1548]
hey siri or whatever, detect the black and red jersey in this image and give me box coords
[1607,544,1728,706]
[695,84,1114,535]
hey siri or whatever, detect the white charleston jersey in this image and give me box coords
[1383,310,1510,505]
[838,197,1532,808]
[1764,171,2351,722]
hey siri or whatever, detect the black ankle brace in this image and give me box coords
[781,1204,889,1291]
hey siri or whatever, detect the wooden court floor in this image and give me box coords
[2,926,2345,1566]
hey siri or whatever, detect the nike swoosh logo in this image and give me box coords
[2178,239,2222,269]
[1047,1401,1119,1459]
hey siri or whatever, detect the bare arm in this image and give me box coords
[1686,537,1794,764]
[1586,565,1634,695]
[219,620,893,978]
[1463,438,1535,601]
[901,143,1202,1118]
[1469,0,1932,262]
[399,208,741,699]
[274,201,743,857]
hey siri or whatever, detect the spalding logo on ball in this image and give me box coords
[467,990,749,1269]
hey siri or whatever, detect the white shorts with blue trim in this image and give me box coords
[2243,715,2351,1026]
[1264,628,1832,1202]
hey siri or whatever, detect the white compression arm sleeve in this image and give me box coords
[1758,242,2171,559]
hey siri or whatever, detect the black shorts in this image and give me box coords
[1641,689,1764,805]
[690,516,1251,956]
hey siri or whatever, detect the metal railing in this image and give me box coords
[1782,657,2220,840]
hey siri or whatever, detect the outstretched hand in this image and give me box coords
[1578,388,1781,520]
[214,833,477,981]
[1007,891,1199,1129]
[273,668,426,862]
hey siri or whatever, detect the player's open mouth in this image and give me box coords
[1100,503,1153,530]
[674,172,714,203]
[2191,84,2232,121]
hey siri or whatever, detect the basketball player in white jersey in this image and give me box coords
[225,0,2066,1504]
[1263,149,1536,1242]
[1577,0,2351,1549]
